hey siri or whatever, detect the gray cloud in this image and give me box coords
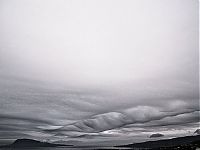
[0,75,199,144]
[0,0,198,146]
[44,107,199,137]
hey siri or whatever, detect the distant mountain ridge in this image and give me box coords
[0,138,72,148]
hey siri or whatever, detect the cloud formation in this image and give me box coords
[0,76,199,145]
[0,0,199,146]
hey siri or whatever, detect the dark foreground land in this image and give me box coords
[0,135,200,150]
[116,135,200,150]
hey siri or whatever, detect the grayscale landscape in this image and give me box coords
[0,0,199,149]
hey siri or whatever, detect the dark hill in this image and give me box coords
[0,138,72,148]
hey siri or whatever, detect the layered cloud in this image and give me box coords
[0,0,199,146]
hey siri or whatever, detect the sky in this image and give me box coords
[0,0,199,146]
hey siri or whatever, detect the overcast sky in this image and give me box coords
[0,0,199,146]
